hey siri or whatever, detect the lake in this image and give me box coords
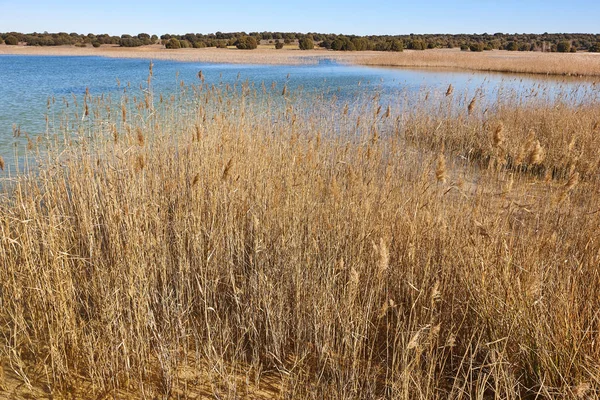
[0,55,598,173]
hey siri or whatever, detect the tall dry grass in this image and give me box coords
[355,49,600,77]
[1,70,600,399]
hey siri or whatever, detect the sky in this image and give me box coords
[0,0,598,36]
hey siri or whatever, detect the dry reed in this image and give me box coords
[1,71,600,399]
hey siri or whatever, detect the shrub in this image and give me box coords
[390,40,403,52]
[179,40,191,48]
[460,44,469,51]
[119,37,143,47]
[590,42,600,52]
[505,41,518,51]
[235,36,258,50]
[298,37,314,50]
[518,43,530,51]
[165,38,181,49]
[469,42,484,52]
[5,35,18,45]
[0,37,3,45]
[92,41,101,48]
[409,40,426,50]
[275,42,284,49]
[557,41,571,53]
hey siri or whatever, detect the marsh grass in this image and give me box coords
[1,70,600,399]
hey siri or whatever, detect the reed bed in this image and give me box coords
[1,71,600,399]
[354,49,600,77]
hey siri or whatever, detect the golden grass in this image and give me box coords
[355,49,600,77]
[2,45,600,76]
[1,72,600,398]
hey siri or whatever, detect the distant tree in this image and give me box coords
[505,41,518,51]
[0,37,3,45]
[460,44,469,51]
[137,33,151,45]
[165,38,181,49]
[319,40,332,49]
[351,38,369,51]
[298,37,314,50]
[119,37,143,47]
[390,40,403,52]
[150,34,158,44]
[235,36,258,49]
[275,42,284,49]
[518,42,530,51]
[590,42,600,52]
[408,40,426,50]
[92,41,101,48]
[469,42,484,52]
[5,35,18,45]
[557,41,571,53]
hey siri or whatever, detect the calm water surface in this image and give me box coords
[0,55,597,172]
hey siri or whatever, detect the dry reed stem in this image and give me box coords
[0,77,599,399]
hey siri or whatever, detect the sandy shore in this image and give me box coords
[1,44,600,76]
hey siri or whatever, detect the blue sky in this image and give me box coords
[0,0,598,35]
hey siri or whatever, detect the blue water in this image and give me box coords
[0,55,597,173]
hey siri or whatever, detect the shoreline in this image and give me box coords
[1,44,600,77]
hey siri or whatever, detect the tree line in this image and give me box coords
[2,31,599,52]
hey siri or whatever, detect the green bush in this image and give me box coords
[409,40,426,50]
[557,41,571,53]
[235,36,258,50]
[119,37,143,47]
[460,44,469,51]
[469,42,484,52]
[275,42,284,49]
[298,37,314,50]
[92,41,101,48]
[165,38,181,49]
[505,41,518,51]
[590,42,600,52]
[5,35,18,45]
[390,40,403,52]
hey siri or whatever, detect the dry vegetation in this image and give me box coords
[354,49,600,77]
[2,45,600,76]
[1,67,600,399]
